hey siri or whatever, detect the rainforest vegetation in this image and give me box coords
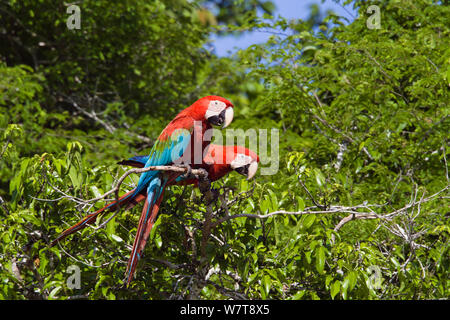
[0,0,448,299]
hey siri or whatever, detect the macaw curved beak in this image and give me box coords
[246,161,258,180]
[222,107,234,128]
[234,161,258,180]
[207,107,234,128]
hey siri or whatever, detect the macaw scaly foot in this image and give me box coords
[179,163,193,180]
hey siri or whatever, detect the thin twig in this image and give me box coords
[64,96,153,144]
[297,175,326,210]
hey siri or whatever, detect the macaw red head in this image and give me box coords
[230,145,259,180]
[190,95,234,128]
[205,144,259,180]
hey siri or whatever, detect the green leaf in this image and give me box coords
[110,234,123,243]
[302,215,315,229]
[154,233,162,248]
[68,166,81,189]
[330,280,340,299]
[90,186,102,198]
[315,246,326,273]
[48,286,62,299]
[21,211,42,226]
[106,216,116,236]
[260,197,271,214]
[341,277,349,299]
[240,178,249,192]
[314,169,326,187]
[347,271,357,291]
[291,291,305,300]
[260,273,271,299]
[296,196,305,211]
[149,215,162,241]
[268,189,278,211]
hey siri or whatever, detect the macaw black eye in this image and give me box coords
[235,164,249,176]
[207,109,226,126]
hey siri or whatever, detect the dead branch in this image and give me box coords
[64,96,153,144]
[211,207,359,229]
[211,185,449,237]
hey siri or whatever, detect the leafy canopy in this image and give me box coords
[0,0,448,300]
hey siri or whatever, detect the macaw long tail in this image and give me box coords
[125,172,180,286]
[50,188,144,247]
[125,179,164,286]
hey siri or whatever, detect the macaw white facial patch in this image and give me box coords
[205,100,227,119]
[230,153,253,169]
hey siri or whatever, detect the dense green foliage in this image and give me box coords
[0,0,448,300]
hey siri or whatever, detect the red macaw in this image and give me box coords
[50,96,234,285]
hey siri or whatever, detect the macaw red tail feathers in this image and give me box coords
[125,194,158,286]
[124,172,179,286]
[50,188,141,247]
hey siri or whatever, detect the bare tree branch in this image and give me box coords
[64,96,153,144]
[211,185,449,233]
